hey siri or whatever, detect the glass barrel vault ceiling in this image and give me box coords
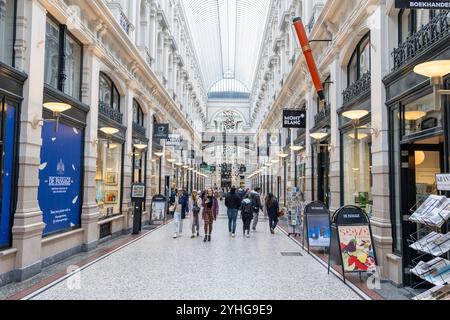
[182,0,271,94]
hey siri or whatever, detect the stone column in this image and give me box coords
[304,91,314,202]
[369,4,396,282]
[11,0,46,281]
[122,87,135,230]
[329,57,341,212]
[146,109,155,214]
[149,4,157,69]
[80,49,101,251]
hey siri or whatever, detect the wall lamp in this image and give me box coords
[92,127,120,148]
[414,60,450,109]
[341,110,380,138]
[32,102,72,132]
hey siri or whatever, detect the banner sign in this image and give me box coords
[267,131,281,146]
[38,122,82,235]
[304,201,331,249]
[283,109,306,128]
[165,134,182,146]
[395,0,450,9]
[153,124,169,140]
[436,174,450,191]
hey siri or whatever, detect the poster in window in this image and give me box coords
[38,122,82,235]
[104,190,119,204]
[105,172,118,185]
[338,225,376,272]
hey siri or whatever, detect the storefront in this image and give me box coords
[384,10,450,287]
[96,72,125,227]
[0,1,26,247]
[38,14,87,237]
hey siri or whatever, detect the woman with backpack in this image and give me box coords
[202,188,218,242]
[240,194,254,238]
[265,193,280,234]
[189,190,202,238]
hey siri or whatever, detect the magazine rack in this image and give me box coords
[408,195,450,296]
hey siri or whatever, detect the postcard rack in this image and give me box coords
[408,195,450,296]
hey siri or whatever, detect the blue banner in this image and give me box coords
[39,122,82,235]
[0,105,16,247]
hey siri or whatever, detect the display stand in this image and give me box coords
[131,183,146,235]
[286,188,304,238]
[328,206,377,284]
[304,201,331,255]
[407,193,450,298]
[150,195,167,225]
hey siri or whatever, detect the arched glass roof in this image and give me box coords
[182,0,271,92]
[208,78,250,99]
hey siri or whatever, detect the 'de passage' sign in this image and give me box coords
[282,109,306,128]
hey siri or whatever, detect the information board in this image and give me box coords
[304,201,331,249]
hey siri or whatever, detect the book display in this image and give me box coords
[408,194,450,300]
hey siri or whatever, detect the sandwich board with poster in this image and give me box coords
[151,195,167,225]
[304,201,331,252]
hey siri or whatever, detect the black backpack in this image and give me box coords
[242,202,253,217]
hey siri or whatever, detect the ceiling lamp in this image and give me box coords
[265,162,273,167]
[154,151,164,157]
[413,60,450,78]
[167,158,176,163]
[100,127,119,135]
[310,132,329,140]
[404,111,427,121]
[278,152,289,158]
[290,145,304,151]
[176,162,184,166]
[342,110,369,121]
[134,143,148,150]
[183,165,189,169]
[43,102,72,115]
[415,151,426,166]
[348,133,369,140]
[271,159,280,164]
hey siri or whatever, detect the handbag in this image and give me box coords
[168,204,176,214]
[277,209,285,218]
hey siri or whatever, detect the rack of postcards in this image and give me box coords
[408,195,450,300]
[286,187,305,238]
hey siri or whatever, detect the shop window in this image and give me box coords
[342,125,373,215]
[0,0,16,66]
[99,72,120,112]
[0,99,17,247]
[44,16,83,100]
[96,140,123,219]
[346,33,371,87]
[133,99,144,126]
[403,93,441,136]
[391,107,402,253]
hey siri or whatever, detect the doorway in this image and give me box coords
[400,135,444,287]
[317,145,330,207]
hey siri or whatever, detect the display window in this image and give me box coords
[403,93,441,136]
[0,0,16,66]
[0,99,18,247]
[341,124,373,215]
[38,121,83,236]
[96,140,123,219]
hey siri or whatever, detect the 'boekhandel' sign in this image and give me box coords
[395,0,450,9]
[282,109,306,128]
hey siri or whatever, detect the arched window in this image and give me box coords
[99,72,120,111]
[133,99,144,126]
[347,33,370,87]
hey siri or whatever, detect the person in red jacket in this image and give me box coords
[202,188,219,242]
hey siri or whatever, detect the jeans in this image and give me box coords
[227,209,238,234]
[192,212,200,235]
[269,216,279,231]
[242,217,252,232]
[252,210,260,230]
[174,212,183,235]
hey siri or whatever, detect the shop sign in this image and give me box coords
[395,0,450,9]
[267,131,281,146]
[436,174,450,191]
[153,124,169,139]
[166,134,182,146]
[304,201,331,249]
[282,109,306,128]
[38,122,82,235]
[131,183,146,200]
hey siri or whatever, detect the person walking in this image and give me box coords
[240,194,254,238]
[189,190,202,238]
[265,193,280,234]
[180,189,189,221]
[251,188,263,231]
[172,189,184,239]
[202,188,218,242]
[225,187,242,238]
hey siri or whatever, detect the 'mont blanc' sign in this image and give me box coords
[436,174,450,191]
[395,0,450,9]
[282,109,306,128]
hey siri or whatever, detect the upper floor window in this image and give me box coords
[347,33,370,87]
[133,99,144,126]
[398,9,443,44]
[44,16,83,100]
[317,76,331,112]
[99,72,120,112]
[0,0,16,66]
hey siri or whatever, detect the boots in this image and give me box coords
[203,235,208,242]
[208,235,211,242]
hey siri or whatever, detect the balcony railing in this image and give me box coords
[133,122,146,137]
[119,11,132,35]
[392,11,450,71]
[314,105,330,126]
[342,72,371,105]
[99,101,123,124]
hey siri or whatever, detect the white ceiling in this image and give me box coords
[182,0,271,92]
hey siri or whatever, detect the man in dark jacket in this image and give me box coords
[251,188,263,231]
[180,189,189,219]
[225,187,242,237]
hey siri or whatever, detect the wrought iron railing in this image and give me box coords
[392,11,450,71]
[342,72,371,105]
[315,105,330,126]
[119,11,131,35]
[99,101,123,124]
[133,122,146,137]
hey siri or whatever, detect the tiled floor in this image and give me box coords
[25,203,362,300]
